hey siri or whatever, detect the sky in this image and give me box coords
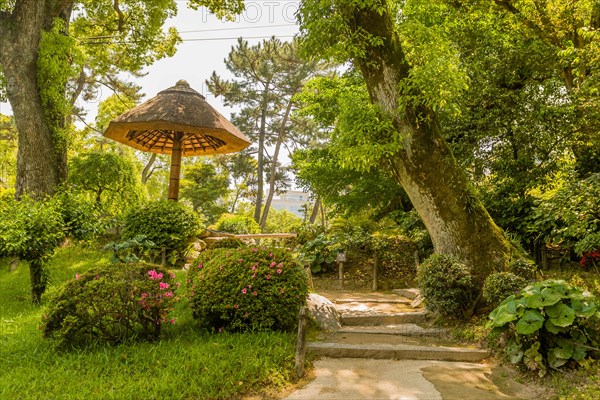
[0,0,301,121]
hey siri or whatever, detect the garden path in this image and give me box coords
[283,290,544,400]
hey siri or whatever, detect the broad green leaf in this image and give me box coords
[571,300,597,318]
[488,299,521,327]
[572,346,587,361]
[548,351,568,368]
[552,341,574,359]
[546,303,576,327]
[507,341,524,364]
[524,287,562,308]
[544,319,568,334]
[516,310,544,334]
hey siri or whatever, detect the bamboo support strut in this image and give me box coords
[168,132,183,201]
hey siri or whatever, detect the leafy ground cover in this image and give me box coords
[0,245,298,399]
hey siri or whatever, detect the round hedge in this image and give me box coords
[188,247,308,332]
[42,263,179,347]
[417,254,477,319]
[482,272,527,306]
[123,200,202,253]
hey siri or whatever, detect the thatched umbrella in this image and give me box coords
[104,80,251,200]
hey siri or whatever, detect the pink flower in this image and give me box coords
[176,282,181,288]
[141,293,147,299]
[253,291,257,296]
[251,248,257,252]
[219,266,223,271]
[198,264,203,269]
[248,285,252,289]
[170,318,176,324]
[266,274,271,280]
[252,266,257,271]
[277,269,282,274]
[160,282,169,290]
[218,327,223,333]
[269,253,273,258]
[238,258,244,262]
[277,262,283,268]
[75,273,79,280]
[252,274,256,279]
[164,291,173,298]
[234,304,239,309]
[170,272,175,279]
[242,288,247,294]
[270,262,276,268]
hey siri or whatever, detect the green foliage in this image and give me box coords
[180,159,230,223]
[530,173,600,255]
[295,234,338,273]
[483,272,527,307]
[212,213,260,234]
[42,263,179,348]
[104,235,156,264]
[0,196,65,303]
[69,151,144,210]
[487,280,600,376]
[417,254,477,318]
[53,189,106,241]
[509,257,538,280]
[209,237,245,250]
[123,200,202,263]
[188,247,308,332]
[262,209,303,234]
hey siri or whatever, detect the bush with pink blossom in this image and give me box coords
[188,247,308,332]
[42,263,179,347]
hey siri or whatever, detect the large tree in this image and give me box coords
[298,0,515,281]
[207,37,329,229]
[0,0,243,199]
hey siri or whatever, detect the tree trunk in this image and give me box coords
[253,85,270,224]
[260,98,293,230]
[0,1,62,199]
[141,153,157,184]
[29,260,46,304]
[309,196,321,224]
[349,2,513,282]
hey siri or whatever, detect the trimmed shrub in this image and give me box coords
[212,213,260,234]
[188,247,308,332]
[509,257,537,280]
[42,263,179,347]
[210,237,245,250]
[483,272,527,306]
[487,280,600,376]
[417,254,477,318]
[123,200,202,259]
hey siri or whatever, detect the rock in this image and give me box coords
[392,288,420,300]
[411,295,424,308]
[306,293,342,332]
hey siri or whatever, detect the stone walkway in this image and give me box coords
[284,290,541,400]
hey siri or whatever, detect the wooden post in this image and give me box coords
[337,252,346,290]
[161,247,166,266]
[295,306,308,378]
[168,132,183,201]
[372,254,379,291]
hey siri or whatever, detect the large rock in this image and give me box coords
[306,293,342,332]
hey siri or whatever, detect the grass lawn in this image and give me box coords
[0,245,298,399]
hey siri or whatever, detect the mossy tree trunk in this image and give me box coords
[347,2,514,282]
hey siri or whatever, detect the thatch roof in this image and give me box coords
[103,80,251,156]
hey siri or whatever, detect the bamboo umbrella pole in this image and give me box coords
[168,132,183,201]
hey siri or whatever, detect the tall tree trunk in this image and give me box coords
[0,0,72,199]
[253,84,270,224]
[260,98,293,230]
[348,2,513,282]
[0,1,60,199]
[142,153,157,184]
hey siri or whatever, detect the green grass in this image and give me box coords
[1,245,299,399]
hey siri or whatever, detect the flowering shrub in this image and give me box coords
[42,263,179,347]
[188,247,308,332]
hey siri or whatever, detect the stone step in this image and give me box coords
[333,298,412,305]
[341,311,428,326]
[318,331,451,347]
[338,324,447,337]
[306,342,489,363]
[392,288,420,300]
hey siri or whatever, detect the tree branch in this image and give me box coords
[113,0,126,32]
